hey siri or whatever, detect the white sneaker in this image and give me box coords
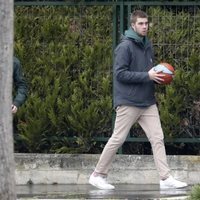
[160,175,188,189]
[89,173,115,190]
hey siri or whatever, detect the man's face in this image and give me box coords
[131,17,148,37]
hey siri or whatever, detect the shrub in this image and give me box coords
[188,184,200,200]
[14,5,200,154]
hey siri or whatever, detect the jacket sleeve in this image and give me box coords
[13,57,28,107]
[114,43,150,83]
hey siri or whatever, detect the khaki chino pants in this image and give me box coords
[95,104,170,180]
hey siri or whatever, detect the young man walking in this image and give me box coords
[89,10,187,190]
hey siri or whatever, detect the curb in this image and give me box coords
[158,196,189,200]
[17,197,189,200]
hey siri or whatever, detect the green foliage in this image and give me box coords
[188,184,200,200]
[14,6,113,153]
[148,7,200,140]
[14,5,200,154]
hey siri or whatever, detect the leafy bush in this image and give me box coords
[14,6,113,153]
[148,8,200,140]
[188,184,200,200]
[14,5,200,154]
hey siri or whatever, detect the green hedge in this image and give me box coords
[14,6,200,153]
[14,6,113,153]
[189,184,200,200]
[148,8,200,139]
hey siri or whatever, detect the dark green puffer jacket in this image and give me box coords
[113,27,156,108]
[13,57,28,107]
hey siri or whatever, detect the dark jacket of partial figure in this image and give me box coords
[13,57,28,108]
[113,27,156,108]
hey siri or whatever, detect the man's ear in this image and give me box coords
[131,23,135,31]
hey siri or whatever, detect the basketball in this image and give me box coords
[153,62,175,85]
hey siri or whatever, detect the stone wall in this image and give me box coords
[15,154,200,185]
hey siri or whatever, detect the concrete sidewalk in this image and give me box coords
[16,184,191,200]
[15,154,195,199]
[15,154,200,185]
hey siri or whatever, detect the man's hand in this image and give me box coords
[12,104,18,114]
[148,67,165,84]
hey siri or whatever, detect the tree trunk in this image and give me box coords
[0,0,16,199]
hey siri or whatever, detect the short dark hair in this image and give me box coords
[130,10,148,24]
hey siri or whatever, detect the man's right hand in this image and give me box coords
[12,104,18,114]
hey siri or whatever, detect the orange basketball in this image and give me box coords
[153,63,175,85]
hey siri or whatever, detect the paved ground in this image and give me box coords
[17,184,191,200]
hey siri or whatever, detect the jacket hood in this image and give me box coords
[124,27,149,47]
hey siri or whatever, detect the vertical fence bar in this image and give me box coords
[127,4,131,27]
[119,1,124,35]
[112,4,117,51]
[117,1,125,154]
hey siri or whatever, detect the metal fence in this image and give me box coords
[14,0,200,153]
